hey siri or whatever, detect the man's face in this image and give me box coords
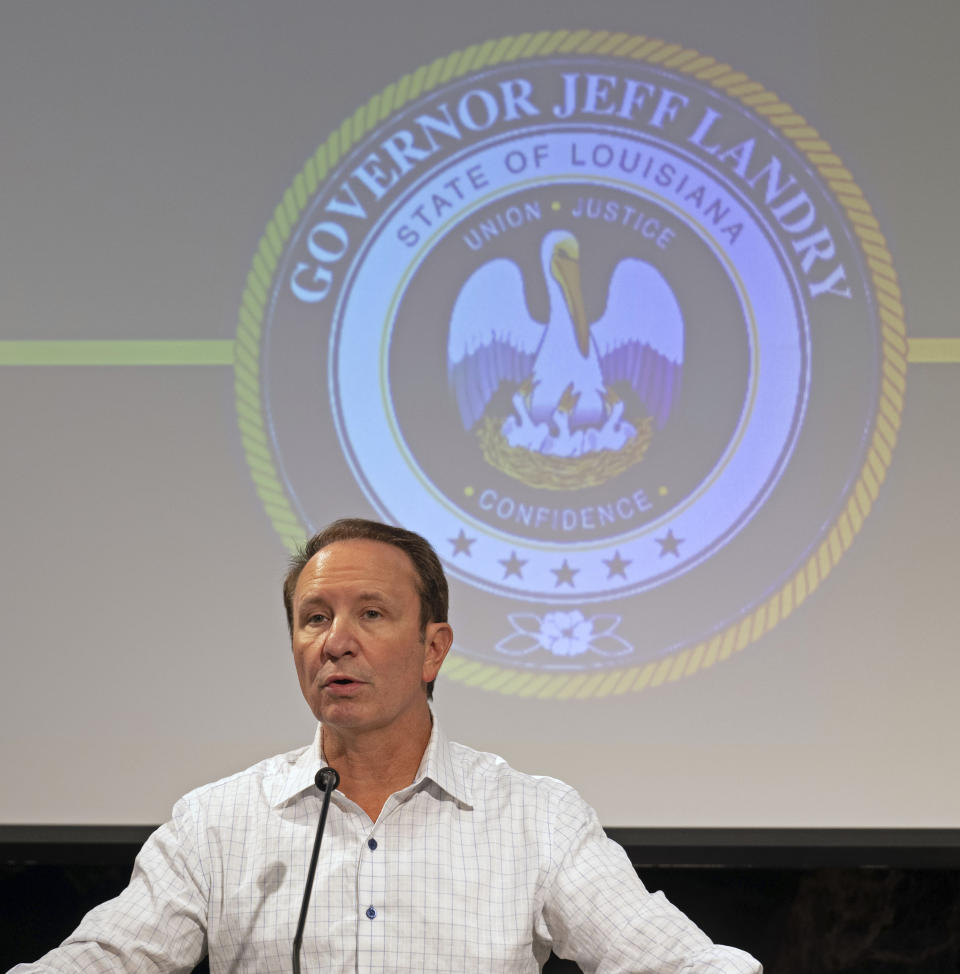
[290,538,452,739]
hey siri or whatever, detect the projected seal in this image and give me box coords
[236,31,904,696]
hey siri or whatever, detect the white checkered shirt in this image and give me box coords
[12,723,761,973]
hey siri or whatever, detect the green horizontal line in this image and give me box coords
[0,340,234,366]
[1,337,956,366]
[907,338,960,363]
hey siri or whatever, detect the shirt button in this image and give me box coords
[367,837,378,851]
[366,906,377,919]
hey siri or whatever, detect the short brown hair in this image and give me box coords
[283,518,449,698]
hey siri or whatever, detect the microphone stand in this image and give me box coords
[292,767,340,974]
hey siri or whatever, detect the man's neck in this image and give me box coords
[321,707,433,821]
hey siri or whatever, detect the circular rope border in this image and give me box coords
[234,29,906,698]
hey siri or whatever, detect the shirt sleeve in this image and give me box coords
[7,796,209,973]
[537,787,762,974]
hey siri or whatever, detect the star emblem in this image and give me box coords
[655,529,683,558]
[551,559,579,587]
[499,550,527,579]
[448,529,475,556]
[603,550,631,579]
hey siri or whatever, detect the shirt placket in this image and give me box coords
[355,796,400,973]
[357,829,383,956]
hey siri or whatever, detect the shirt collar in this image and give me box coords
[267,722,326,808]
[267,718,474,809]
[414,719,474,808]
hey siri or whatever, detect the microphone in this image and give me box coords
[292,767,340,974]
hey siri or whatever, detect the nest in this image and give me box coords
[476,414,654,490]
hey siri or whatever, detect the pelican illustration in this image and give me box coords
[447,229,685,459]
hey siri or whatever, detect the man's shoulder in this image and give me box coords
[175,741,314,811]
[445,737,585,805]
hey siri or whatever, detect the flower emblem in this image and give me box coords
[496,611,633,658]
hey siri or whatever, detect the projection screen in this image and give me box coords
[1,0,957,829]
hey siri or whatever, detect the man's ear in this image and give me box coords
[422,622,453,683]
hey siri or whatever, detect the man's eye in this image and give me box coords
[363,609,382,619]
[308,613,328,625]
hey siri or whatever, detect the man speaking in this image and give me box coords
[11,518,761,972]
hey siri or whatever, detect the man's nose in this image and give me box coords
[322,616,357,658]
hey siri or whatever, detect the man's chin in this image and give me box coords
[314,695,369,727]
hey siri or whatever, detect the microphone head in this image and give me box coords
[315,767,340,793]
